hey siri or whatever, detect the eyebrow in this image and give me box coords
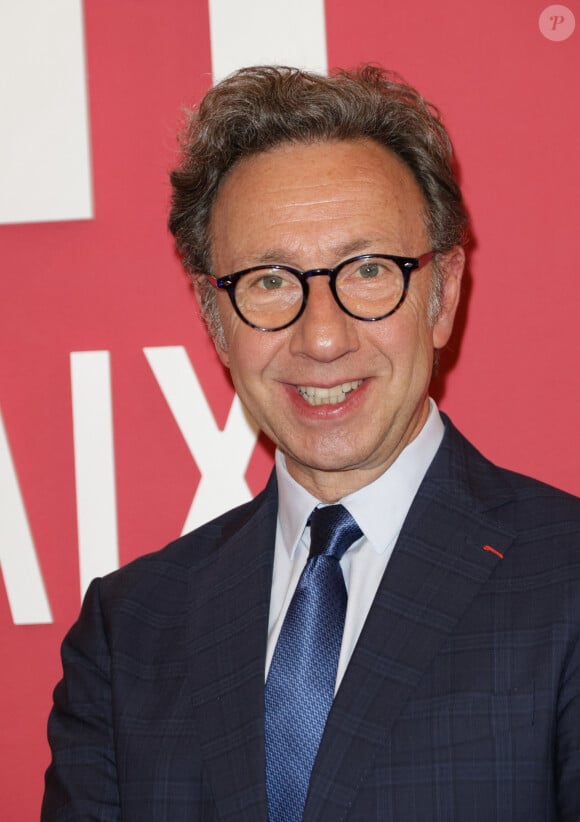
[246,238,387,268]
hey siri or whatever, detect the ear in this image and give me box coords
[432,246,465,350]
[214,338,231,368]
[192,276,231,367]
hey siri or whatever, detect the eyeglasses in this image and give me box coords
[207,251,435,331]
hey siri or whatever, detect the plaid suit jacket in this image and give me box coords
[42,417,580,820]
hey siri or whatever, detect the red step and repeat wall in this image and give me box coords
[1,0,578,817]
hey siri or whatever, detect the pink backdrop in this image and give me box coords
[1,1,578,818]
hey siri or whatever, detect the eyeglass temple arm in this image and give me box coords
[416,251,435,269]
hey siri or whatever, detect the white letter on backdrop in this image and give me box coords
[144,346,259,532]
[71,351,119,598]
[208,0,327,83]
[0,0,92,224]
[0,406,52,624]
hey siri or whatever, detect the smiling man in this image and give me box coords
[43,66,580,822]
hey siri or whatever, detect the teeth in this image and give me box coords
[297,380,363,406]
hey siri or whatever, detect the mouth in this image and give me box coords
[296,380,364,406]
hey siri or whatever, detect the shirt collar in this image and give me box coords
[275,399,444,558]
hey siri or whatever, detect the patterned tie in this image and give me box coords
[265,504,363,822]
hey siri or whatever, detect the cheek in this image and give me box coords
[215,295,263,369]
[370,303,430,357]
[223,325,282,390]
[223,339,255,386]
[375,312,434,383]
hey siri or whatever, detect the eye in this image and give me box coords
[259,275,285,290]
[243,270,292,290]
[357,262,381,279]
[240,268,301,296]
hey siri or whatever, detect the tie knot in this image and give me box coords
[308,504,363,562]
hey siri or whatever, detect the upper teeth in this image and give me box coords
[297,380,363,406]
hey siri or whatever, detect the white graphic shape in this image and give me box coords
[208,0,327,83]
[0,406,52,624]
[71,351,119,597]
[0,0,93,224]
[144,346,259,532]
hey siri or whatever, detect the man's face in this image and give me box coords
[205,139,463,501]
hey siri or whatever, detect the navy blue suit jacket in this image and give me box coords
[42,418,580,820]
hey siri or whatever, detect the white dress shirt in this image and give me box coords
[266,399,445,691]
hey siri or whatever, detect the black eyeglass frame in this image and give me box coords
[207,251,436,331]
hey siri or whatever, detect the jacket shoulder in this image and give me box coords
[96,471,277,601]
[440,414,580,535]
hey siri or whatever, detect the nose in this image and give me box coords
[288,275,360,361]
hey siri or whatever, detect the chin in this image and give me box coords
[291,446,371,474]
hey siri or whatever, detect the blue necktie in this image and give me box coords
[265,504,363,822]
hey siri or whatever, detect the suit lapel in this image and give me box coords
[185,473,278,822]
[303,420,517,821]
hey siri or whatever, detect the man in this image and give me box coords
[42,66,580,821]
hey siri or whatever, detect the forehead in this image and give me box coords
[209,139,429,267]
